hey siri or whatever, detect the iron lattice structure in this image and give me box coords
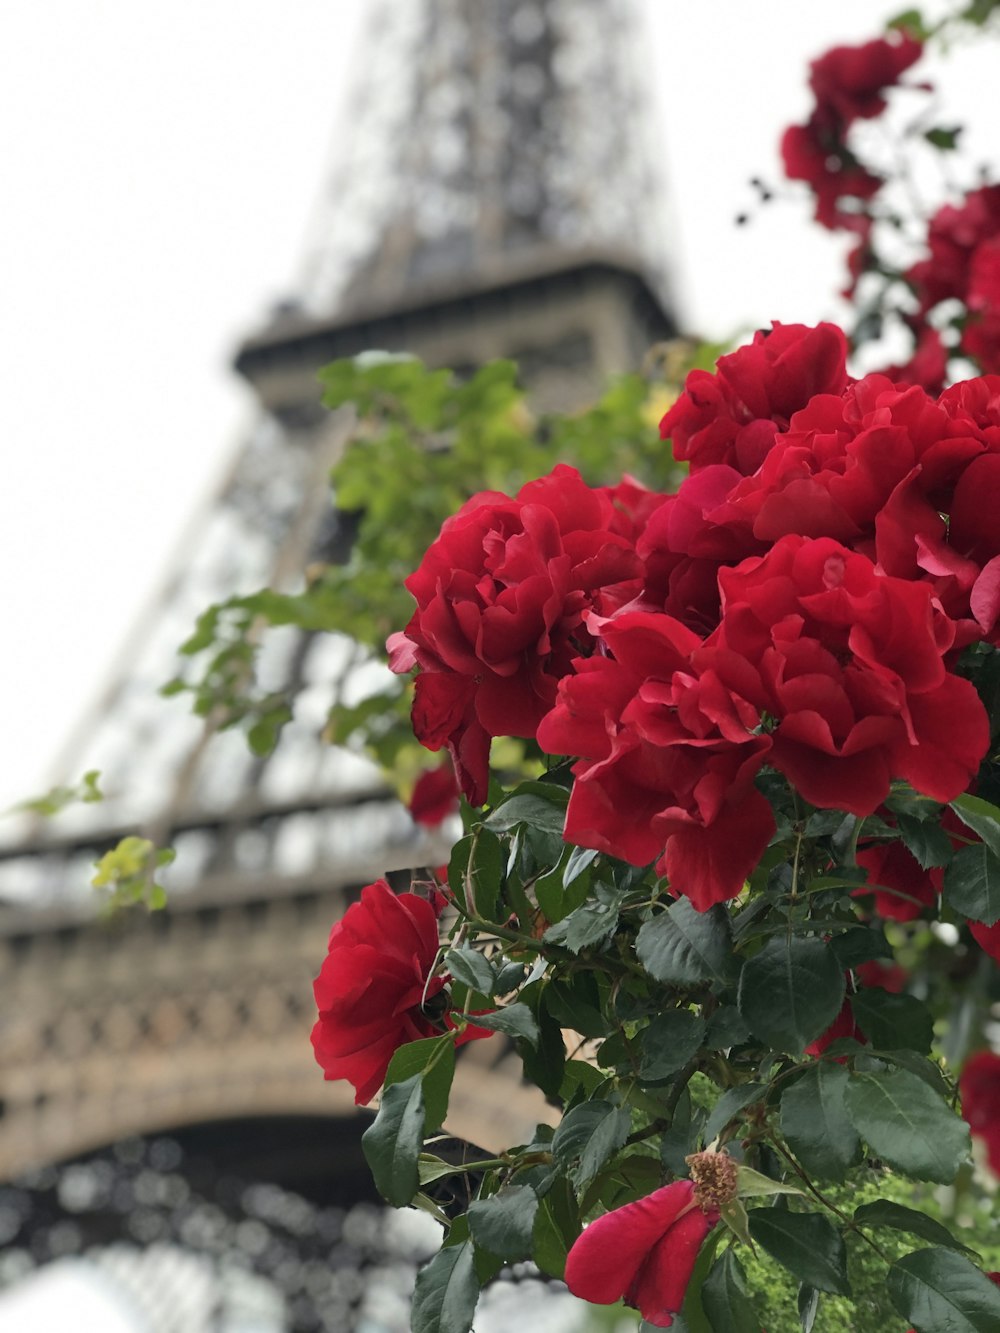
[0,1,674,1325]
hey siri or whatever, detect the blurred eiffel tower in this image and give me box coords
[0,1,674,1324]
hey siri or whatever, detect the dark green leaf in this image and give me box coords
[943,843,1000,925]
[471,1003,539,1046]
[639,1010,707,1081]
[854,1201,974,1254]
[851,989,933,1054]
[887,1248,1000,1331]
[532,1179,580,1279]
[384,1036,456,1132]
[704,1007,751,1050]
[636,899,734,987]
[951,793,1000,857]
[797,1283,819,1333]
[702,1084,764,1146]
[412,1241,480,1333]
[702,1249,760,1333]
[444,947,496,997]
[484,791,567,835]
[829,926,893,969]
[897,813,954,870]
[468,1186,539,1261]
[563,845,599,887]
[449,829,504,923]
[844,1068,970,1183]
[780,1063,860,1182]
[361,1074,425,1206]
[748,1209,851,1296]
[737,937,845,1052]
[520,1003,565,1097]
[544,974,609,1039]
[543,896,621,953]
[553,1101,629,1187]
[924,126,962,151]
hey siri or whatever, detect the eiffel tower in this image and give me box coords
[0,1,674,1325]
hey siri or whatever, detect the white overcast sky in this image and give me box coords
[0,1,994,810]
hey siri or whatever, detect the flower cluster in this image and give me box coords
[391,323,992,914]
[781,31,923,234]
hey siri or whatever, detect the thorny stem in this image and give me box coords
[770,1135,893,1263]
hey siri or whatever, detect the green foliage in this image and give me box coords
[15,769,103,817]
[91,835,174,911]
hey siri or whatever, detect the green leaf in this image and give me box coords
[703,1084,764,1146]
[737,937,845,1053]
[384,1035,456,1132]
[563,845,599,888]
[704,1007,751,1050]
[854,1201,974,1254]
[748,1209,851,1297]
[924,126,962,151]
[887,1248,1000,1331]
[798,1284,819,1333]
[553,1101,631,1187]
[828,926,893,970]
[639,1010,707,1081]
[851,989,933,1054]
[734,1166,803,1199]
[636,899,734,987]
[361,1073,425,1206]
[942,843,1000,925]
[951,793,1000,856]
[543,895,621,953]
[470,1002,539,1046]
[484,791,567,835]
[702,1250,760,1333]
[444,947,496,997]
[897,813,954,870]
[844,1068,970,1183]
[780,1063,860,1182]
[411,1240,480,1333]
[468,1185,539,1261]
[449,829,504,923]
[532,1178,580,1279]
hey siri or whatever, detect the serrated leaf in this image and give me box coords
[844,1068,970,1183]
[748,1209,851,1296]
[384,1035,456,1132]
[943,843,1000,925]
[887,1248,1000,1332]
[412,1240,479,1333]
[484,791,567,835]
[563,845,599,887]
[738,937,845,1053]
[449,829,504,923]
[639,1010,707,1081]
[470,1002,539,1045]
[444,947,496,997]
[851,989,933,1054]
[828,926,893,969]
[543,896,621,952]
[553,1101,629,1187]
[703,1084,764,1146]
[468,1185,539,1261]
[532,1178,580,1279]
[897,813,954,870]
[735,1166,803,1199]
[720,1197,753,1249]
[854,1201,974,1254]
[636,899,734,987]
[780,1063,860,1182]
[702,1250,760,1333]
[951,793,1000,856]
[418,1155,458,1187]
[704,1007,751,1050]
[361,1073,425,1206]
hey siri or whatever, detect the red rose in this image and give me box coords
[311,880,451,1105]
[408,764,460,827]
[856,959,908,993]
[808,33,923,124]
[660,323,850,476]
[388,465,644,804]
[781,118,882,231]
[536,610,774,910]
[708,535,988,815]
[805,994,865,1059]
[564,1178,719,1328]
[960,1051,1000,1176]
[882,326,949,394]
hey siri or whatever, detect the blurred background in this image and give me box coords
[0,1,994,1328]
